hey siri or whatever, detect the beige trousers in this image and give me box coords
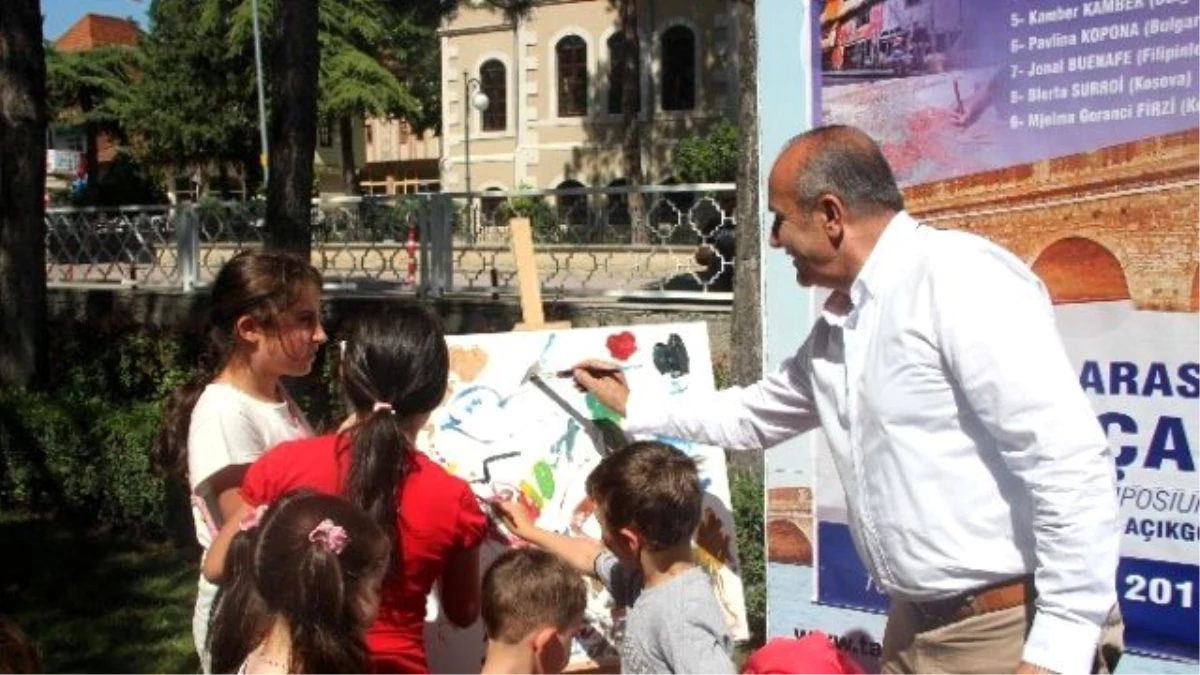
[881,598,1124,674]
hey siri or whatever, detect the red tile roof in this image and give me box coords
[55,14,140,52]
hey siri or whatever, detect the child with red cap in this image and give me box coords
[742,632,867,675]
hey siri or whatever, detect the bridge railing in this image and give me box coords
[44,184,738,299]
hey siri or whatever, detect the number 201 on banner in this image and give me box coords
[1124,574,1196,609]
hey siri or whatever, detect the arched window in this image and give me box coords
[480,60,507,132]
[660,25,695,111]
[480,187,506,228]
[606,178,631,228]
[556,35,588,117]
[607,32,640,114]
[659,176,695,214]
[556,180,588,227]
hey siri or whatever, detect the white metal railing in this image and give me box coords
[44,184,738,298]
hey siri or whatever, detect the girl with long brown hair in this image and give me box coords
[152,250,326,671]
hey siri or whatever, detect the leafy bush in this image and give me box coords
[672,119,739,184]
[92,151,169,207]
[497,186,562,243]
[0,317,342,538]
[0,389,176,535]
[730,467,766,647]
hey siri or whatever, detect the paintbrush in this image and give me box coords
[518,360,627,456]
[550,363,639,378]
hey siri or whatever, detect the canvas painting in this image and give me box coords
[419,322,747,671]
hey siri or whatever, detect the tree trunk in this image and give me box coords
[619,0,647,244]
[265,0,320,256]
[338,116,359,195]
[731,0,761,388]
[81,90,99,205]
[0,0,49,388]
[728,0,761,475]
[217,163,231,199]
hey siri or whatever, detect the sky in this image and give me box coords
[42,0,150,42]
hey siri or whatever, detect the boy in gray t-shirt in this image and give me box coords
[494,441,736,674]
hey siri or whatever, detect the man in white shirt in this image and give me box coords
[572,125,1122,674]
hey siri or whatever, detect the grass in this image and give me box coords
[0,514,200,674]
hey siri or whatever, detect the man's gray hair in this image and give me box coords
[789,125,905,215]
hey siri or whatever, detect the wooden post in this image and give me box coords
[510,217,571,330]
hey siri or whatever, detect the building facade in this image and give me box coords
[438,0,741,195]
[359,118,442,195]
[47,14,141,197]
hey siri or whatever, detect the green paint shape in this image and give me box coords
[519,481,544,510]
[585,392,622,423]
[534,460,555,499]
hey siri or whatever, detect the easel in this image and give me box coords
[509,217,572,331]
[508,218,619,674]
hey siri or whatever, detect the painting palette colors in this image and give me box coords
[418,322,748,672]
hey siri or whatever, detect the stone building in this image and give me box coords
[437,0,743,195]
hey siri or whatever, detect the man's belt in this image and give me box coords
[911,575,1035,630]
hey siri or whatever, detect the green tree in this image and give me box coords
[0,0,48,388]
[45,45,137,205]
[125,0,262,195]
[317,1,430,194]
[230,0,459,248]
[671,118,739,183]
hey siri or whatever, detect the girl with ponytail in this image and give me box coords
[203,306,487,674]
[207,490,390,674]
[152,250,325,671]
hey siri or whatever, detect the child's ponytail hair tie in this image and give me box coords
[239,504,269,532]
[308,519,349,555]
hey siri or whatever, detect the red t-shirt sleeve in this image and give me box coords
[240,446,281,506]
[454,482,487,550]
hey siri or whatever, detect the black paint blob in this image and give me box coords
[653,333,690,377]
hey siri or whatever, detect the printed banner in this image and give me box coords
[419,323,747,672]
[820,0,1198,186]
[1058,303,1198,659]
[766,0,1199,665]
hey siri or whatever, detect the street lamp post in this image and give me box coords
[462,71,490,240]
[251,0,269,188]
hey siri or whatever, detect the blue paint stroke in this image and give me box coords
[654,435,700,456]
[439,333,561,442]
[548,418,581,467]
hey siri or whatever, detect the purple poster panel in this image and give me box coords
[820,0,1198,184]
[781,0,1200,664]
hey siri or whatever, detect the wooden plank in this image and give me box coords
[509,216,571,330]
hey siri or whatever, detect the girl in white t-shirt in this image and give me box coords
[152,250,325,672]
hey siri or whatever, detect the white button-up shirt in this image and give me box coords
[625,212,1120,674]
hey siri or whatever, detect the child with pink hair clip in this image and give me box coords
[206,490,390,674]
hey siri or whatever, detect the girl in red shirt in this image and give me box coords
[204,306,487,674]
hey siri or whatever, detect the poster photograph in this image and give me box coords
[767,0,1198,670]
